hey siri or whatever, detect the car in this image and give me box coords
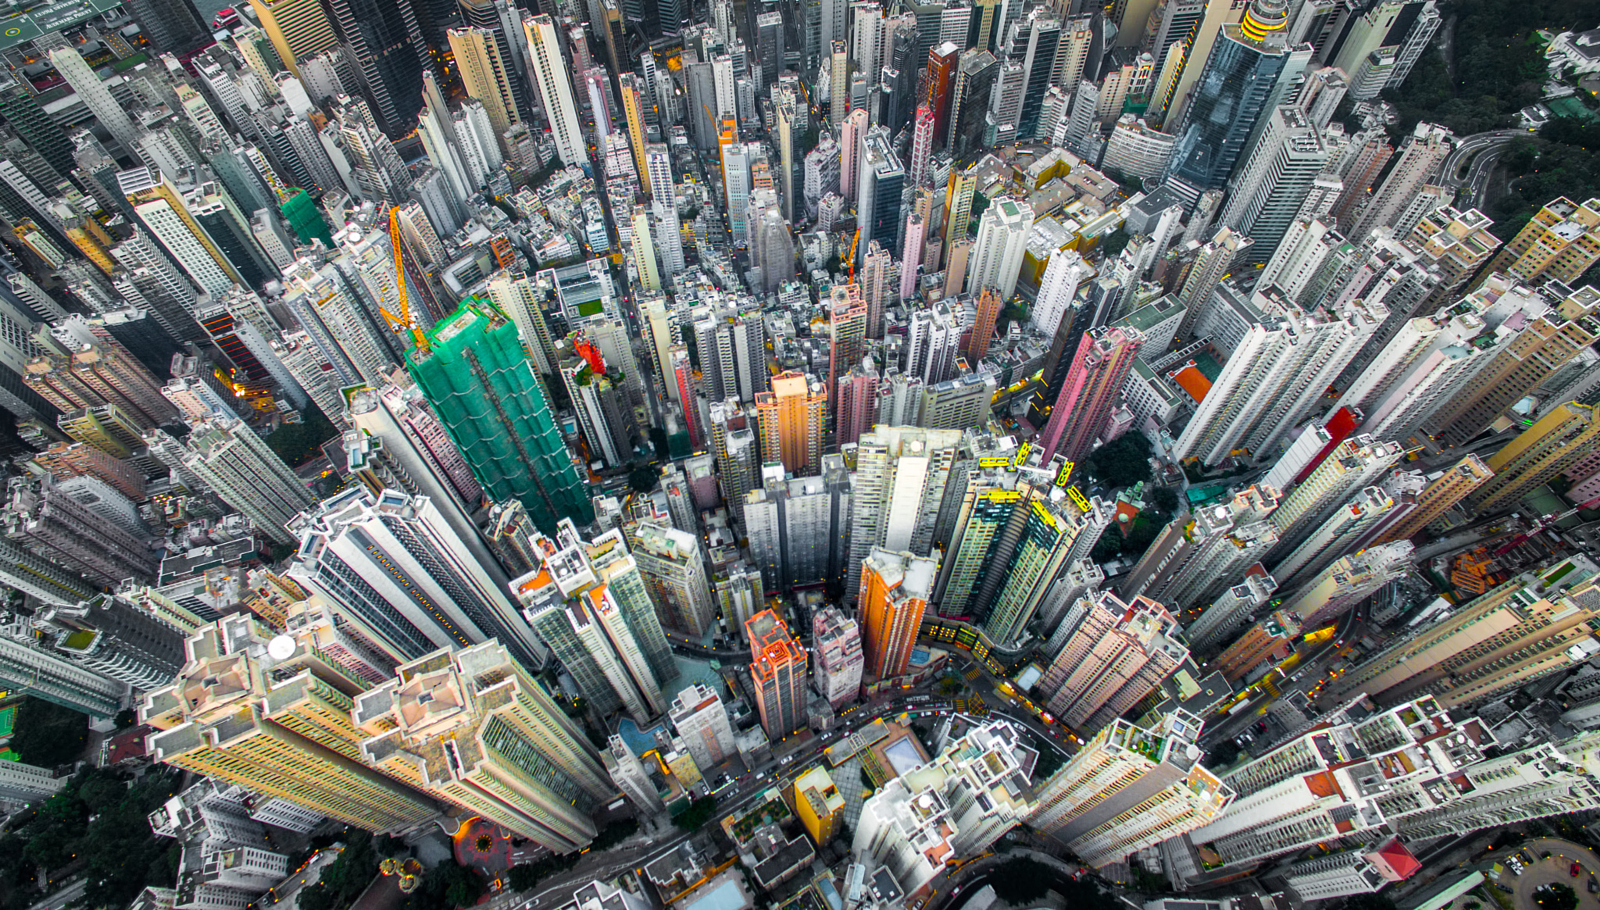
[1588,878,1597,894]
[1574,863,1584,877]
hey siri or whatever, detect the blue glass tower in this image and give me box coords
[1163,0,1294,200]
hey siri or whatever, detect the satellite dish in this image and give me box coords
[267,636,296,660]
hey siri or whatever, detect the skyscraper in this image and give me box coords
[119,168,244,298]
[449,28,525,144]
[1035,326,1143,465]
[746,610,808,740]
[966,197,1033,299]
[1030,711,1231,867]
[857,129,905,250]
[633,520,718,637]
[2,474,157,586]
[355,642,615,852]
[181,417,316,547]
[407,299,591,532]
[645,144,685,273]
[288,486,546,669]
[325,0,428,136]
[1428,287,1600,446]
[1323,574,1600,709]
[669,683,737,770]
[523,15,587,167]
[1040,591,1188,730]
[1368,454,1491,544]
[514,521,671,721]
[1469,402,1600,512]
[47,48,143,158]
[813,607,863,708]
[142,615,440,831]
[755,372,826,476]
[1172,289,1384,466]
[847,427,964,599]
[859,548,937,680]
[1219,106,1333,264]
[1478,197,1600,289]
[1162,0,1297,200]
[248,0,342,79]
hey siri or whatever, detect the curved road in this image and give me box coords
[1438,129,1528,210]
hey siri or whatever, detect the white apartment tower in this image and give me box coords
[1031,711,1232,867]
[523,15,587,167]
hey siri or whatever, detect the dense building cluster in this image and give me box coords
[0,0,1597,907]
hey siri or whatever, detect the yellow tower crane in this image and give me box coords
[380,206,429,351]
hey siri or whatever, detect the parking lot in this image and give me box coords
[1502,838,1600,910]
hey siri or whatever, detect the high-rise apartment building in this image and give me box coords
[755,372,827,475]
[1183,573,1278,652]
[355,642,615,852]
[1214,609,1300,681]
[1179,696,1600,881]
[2,475,156,586]
[812,607,863,708]
[644,144,685,273]
[1030,711,1230,867]
[408,300,591,532]
[1040,592,1188,730]
[1369,454,1492,544]
[449,28,525,144]
[1035,326,1142,465]
[1270,486,1395,587]
[1119,485,1281,608]
[48,48,144,157]
[523,15,587,167]
[288,486,545,669]
[1324,573,1600,709]
[745,610,808,740]
[1429,288,1600,445]
[1348,123,1453,240]
[668,683,737,770]
[1277,541,1414,627]
[118,167,244,298]
[1469,402,1600,512]
[967,197,1033,299]
[181,417,316,547]
[142,615,439,831]
[633,520,718,637]
[859,548,937,680]
[827,283,869,411]
[854,722,1035,895]
[846,427,964,599]
[1479,197,1600,289]
[1174,288,1385,466]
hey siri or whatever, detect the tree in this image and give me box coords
[1032,737,1062,781]
[628,465,658,494]
[265,404,339,468]
[670,795,719,831]
[1346,896,1402,910]
[1085,433,1153,489]
[9,698,87,768]
[989,857,1057,905]
[1206,740,1240,769]
[1100,228,1131,256]
[1090,533,1122,563]
[508,864,541,893]
[1148,485,1179,514]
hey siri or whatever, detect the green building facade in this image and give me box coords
[406,298,592,532]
